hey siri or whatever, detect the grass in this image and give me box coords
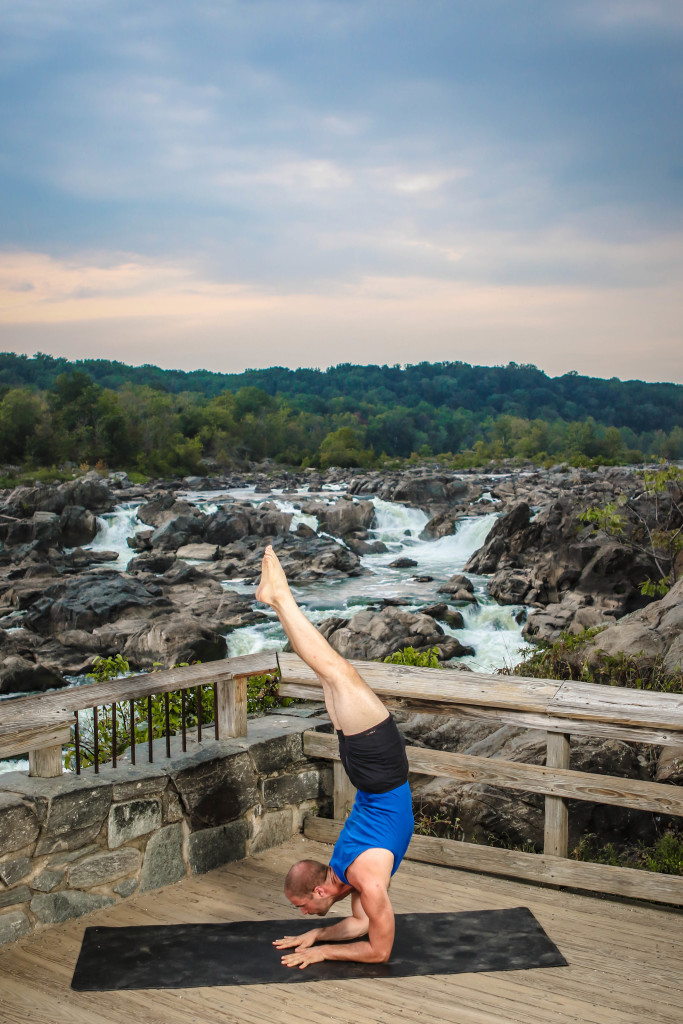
[413,806,462,840]
[572,830,683,875]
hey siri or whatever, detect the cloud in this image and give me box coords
[0,2,681,384]
[573,0,683,30]
[1,249,681,384]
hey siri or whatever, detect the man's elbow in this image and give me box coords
[370,944,392,964]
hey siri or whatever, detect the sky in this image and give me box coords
[0,0,682,383]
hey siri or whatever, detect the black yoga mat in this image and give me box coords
[71,907,566,989]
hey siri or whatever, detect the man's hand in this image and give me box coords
[280,945,328,969]
[273,928,320,951]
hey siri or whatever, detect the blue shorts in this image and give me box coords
[329,781,414,885]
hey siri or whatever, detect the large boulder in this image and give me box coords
[204,509,253,545]
[568,576,683,673]
[23,572,170,633]
[249,507,293,537]
[466,491,662,624]
[122,614,228,669]
[0,654,66,694]
[320,606,474,662]
[59,505,99,547]
[488,569,535,606]
[464,502,533,574]
[317,498,375,538]
[137,493,196,528]
[390,474,471,506]
[148,513,208,552]
[3,474,113,518]
[584,622,667,669]
[5,512,61,550]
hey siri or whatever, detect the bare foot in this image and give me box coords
[255,545,291,607]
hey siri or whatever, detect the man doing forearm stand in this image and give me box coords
[256,545,413,970]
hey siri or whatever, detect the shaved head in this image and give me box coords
[284,859,327,897]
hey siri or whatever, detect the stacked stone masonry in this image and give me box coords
[0,714,332,946]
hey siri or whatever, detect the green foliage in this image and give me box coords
[246,672,294,715]
[318,427,375,469]
[86,654,132,683]
[1,353,681,475]
[579,502,626,536]
[640,578,672,598]
[572,831,683,875]
[505,628,683,693]
[383,646,443,668]
[572,834,621,867]
[413,807,461,839]
[66,659,295,771]
[580,461,683,595]
[479,833,539,854]
[643,832,683,875]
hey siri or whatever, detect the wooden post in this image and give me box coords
[544,731,570,857]
[215,677,247,738]
[28,743,63,778]
[333,762,356,821]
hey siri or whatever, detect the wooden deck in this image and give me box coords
[0,837,680,1024]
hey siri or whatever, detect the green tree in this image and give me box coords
[318,427,374,468]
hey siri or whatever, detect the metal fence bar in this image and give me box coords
[164,692,171,758]
[74,711,81,776]
[129,699,136,765]
[213,682,219,741]
[147,696,153,763]
[112,702,117,769]
[197,686,202,742]
[181,690,187,752]
[93,706,99,774]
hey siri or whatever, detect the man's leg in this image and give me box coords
[256,545,388,736]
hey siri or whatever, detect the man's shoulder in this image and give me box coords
[345,847,394,890]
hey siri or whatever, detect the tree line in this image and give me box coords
[0,353,681,477]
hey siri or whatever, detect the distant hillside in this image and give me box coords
[0,352,680,434]
[0,351,680,475]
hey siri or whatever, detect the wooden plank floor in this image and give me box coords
[0,836,681,1024]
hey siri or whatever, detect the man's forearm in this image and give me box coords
[316,917,369,943]
[316,940,389,964]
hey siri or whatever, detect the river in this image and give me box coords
[0,484,532,773]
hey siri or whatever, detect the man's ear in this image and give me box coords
[313,884,326,897]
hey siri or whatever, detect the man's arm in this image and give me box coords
[280,853,395,969]
[274,892,369,951]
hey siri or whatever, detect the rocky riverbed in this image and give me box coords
[0,463,680,854]
[0,463,680,691]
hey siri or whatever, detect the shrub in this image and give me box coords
[383,646,442,668]
[504,628,682,693]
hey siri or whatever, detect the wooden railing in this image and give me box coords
[2,649,681,905]
[0,653,278,777]
[277,654,683,907]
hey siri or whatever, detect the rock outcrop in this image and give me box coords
[318,606,474,662]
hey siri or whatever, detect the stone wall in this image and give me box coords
[0,712,332,946]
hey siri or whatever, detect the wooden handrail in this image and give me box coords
[305,817,683,907]
[278,654,683,745]
[1,649,680,903]
[0,652,278,718]
[303,730,683,816]
[0,652,279,777]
